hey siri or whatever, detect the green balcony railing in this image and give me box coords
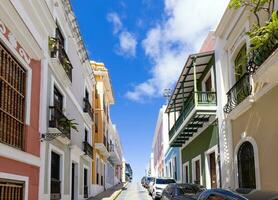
[169,91,216,139]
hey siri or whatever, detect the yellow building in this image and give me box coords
[90,61,115,195]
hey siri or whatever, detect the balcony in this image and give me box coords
[83,141,93,159]
[224,73,252,114]
[49,37,73,82]
[247,12,278,82]
[109,144,122,165]
[168,92,217,146]
[48,106,71,140]
[166,51,216,147]
[95,135,109,158]
[83,98,93,120]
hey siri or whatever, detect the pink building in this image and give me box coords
[0,9,41,200]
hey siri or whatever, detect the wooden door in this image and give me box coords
[209,152,217,188]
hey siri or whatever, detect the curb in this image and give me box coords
[103,182,128,200]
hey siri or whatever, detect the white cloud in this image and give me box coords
[126,0,229,101]
[117,31,137,57]
[107,12,138,57]
[107,12,123,34]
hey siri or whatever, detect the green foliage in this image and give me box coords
[59,117,79,132]
[248,11,278,51]
[229,0,270,10]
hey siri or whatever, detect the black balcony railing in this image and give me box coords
[49,106,71,139]
[84,186,89,198]
[49,37,73,81]
[83,98,93,120]
[224,73,252,113]
[169,91,216,139]
[83,141,93,159]
[50,178,61,200]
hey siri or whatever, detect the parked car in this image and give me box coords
[141,176,146,186]
[198,189,278,200]
[149,178,176,200]
[143,176,155,189]
[162,183,206,200]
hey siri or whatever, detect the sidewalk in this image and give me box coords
[89,183,127,200]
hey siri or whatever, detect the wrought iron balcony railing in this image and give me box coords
[83,141,93,159]
[49,106,71,139]
[83,98,93,120]
[224,73,252,113]
[49,37,73,81]
[50,178,61,200]
[169,91,216,139]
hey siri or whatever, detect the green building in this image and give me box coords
[165,50,220,189]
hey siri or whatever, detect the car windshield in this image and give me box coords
[147,177,154,182]
[178,185,205,195]
[156,179,175,184]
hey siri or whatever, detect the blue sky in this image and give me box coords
[71,0,229,181]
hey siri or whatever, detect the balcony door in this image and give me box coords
[234,45,247,82]
[51,152,61,200]
[54,87,63,111]
[209,152,217,188]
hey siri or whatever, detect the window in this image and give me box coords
[0,180,24,200]
[234,45,247,82]
[169,162,172,178]
[54,87,63,111]
[173,157,177,180]
[207,194,225,200]
[51,152,61,200]
[96,158,99,185]
[238,141,256,189]
[195,160,200,184]
[0,42,26,150]
[84,128,88,143]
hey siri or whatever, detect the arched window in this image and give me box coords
[237,141,256,189]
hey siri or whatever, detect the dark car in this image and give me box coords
[161,183,206,200]
[198,189,278,200]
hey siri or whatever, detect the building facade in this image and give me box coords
[165,32,221,189]
[152,105,170,177]
[0,1,42,199]
[164,147,182,182]
[91,61,115,195]
[38,1,95,200]
[215,2,278,191]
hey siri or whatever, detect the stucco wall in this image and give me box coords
[164,147,181,182]
[231,85,278,191]
[181,124,218,186]
[0,157,39,200]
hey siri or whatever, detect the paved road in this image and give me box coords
[117,182,152,200]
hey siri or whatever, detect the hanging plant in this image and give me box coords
[59,117,79,133]
[229,0,278,71]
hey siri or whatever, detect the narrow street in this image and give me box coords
[117,182,152,200]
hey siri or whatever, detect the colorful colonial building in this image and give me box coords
[215,2,278,191]
[0,1,43,199]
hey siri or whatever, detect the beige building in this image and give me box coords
[215,2,278,190]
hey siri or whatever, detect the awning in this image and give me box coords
[166,51,214,113]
